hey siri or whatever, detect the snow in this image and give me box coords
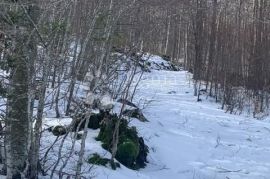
[141,53,175,71]
[42,55,270,179]
[93,70,270,179]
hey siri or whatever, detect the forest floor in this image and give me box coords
[42,57,270,179]
[91,70,270,179]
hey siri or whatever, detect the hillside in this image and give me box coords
[43,55,270,179]
[1,1,270,178]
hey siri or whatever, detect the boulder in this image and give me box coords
[88,153,110,166]
[161,55,171,61]
[117,99,138,108]
[116,139,139,167]
[97,117,149,169]
[123,108,148,122]
[136,137,149,167]
[72,111,107,131]
[51,125,67,136]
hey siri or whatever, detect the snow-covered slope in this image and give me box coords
[93,70,270,179]
[140,54,179,71]
[41,55,270,179]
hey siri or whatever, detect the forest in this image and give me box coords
[0,0,270,179]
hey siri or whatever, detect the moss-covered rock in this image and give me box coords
[72,111,107,131]
[136,137,149,168]
[117,99,138,108]
[88,113,103,129]
[51,125,67,136]
[116,139,139,167]
[161,55,171,61]
[88,153,110,166]
[96,114,118,150]
[122,109,148,122]
[96,115,148,169]
[88,153,120,169]
[76,133,83,140]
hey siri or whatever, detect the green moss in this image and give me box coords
[136,137,149,168]
[96,114,148,169]
[88,153,120,169]
[52,125,67,136]
[96,114,118,143]
[116,139,139,167]
[96,124,112,148]
[88,153,110,166]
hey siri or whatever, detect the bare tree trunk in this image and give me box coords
[5,1,39,178]
[206,0,217,95]
[164,14,171,55]
[75,113,90,179]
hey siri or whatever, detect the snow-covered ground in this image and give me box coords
[40,55,270,179]
[92,70,270,179]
